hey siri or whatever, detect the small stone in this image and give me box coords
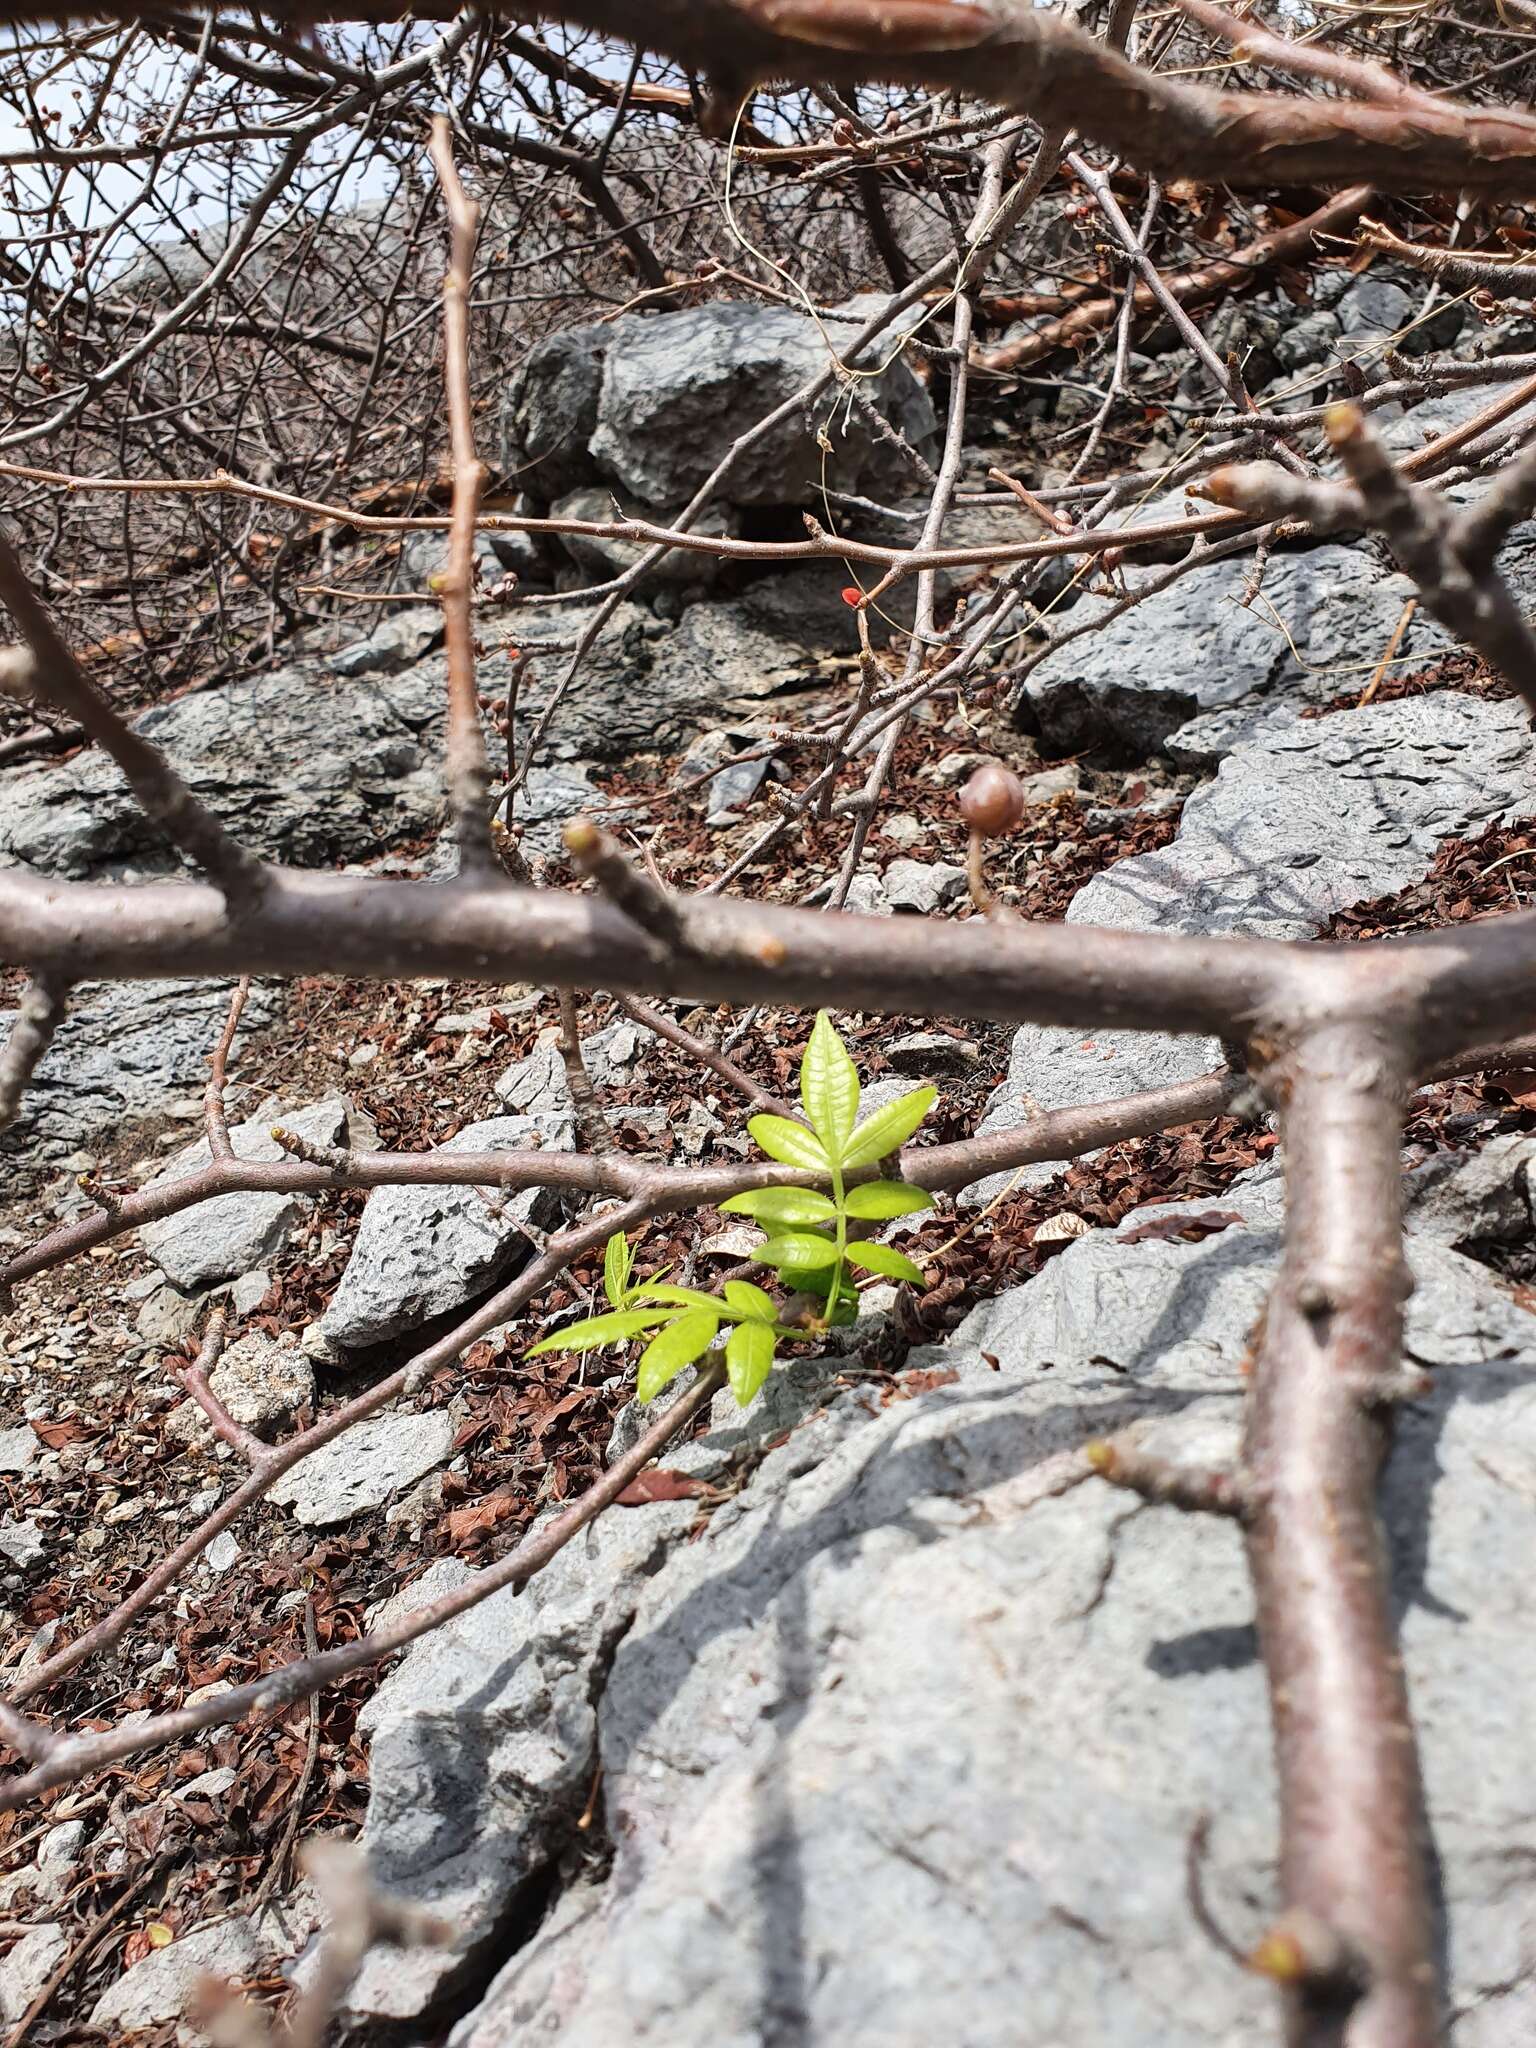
[882,858,969,915]
[348,1042,380,1068]
[269,1408,454,1527]
[208,1333,313,1437]
[204,1532,241,1574]
[88,1917,267,2036]
[0,1520,45,1569]
[886,1032,978,1074]
[881,813,923,848]
[230,1269,271,1318]
[0,1924,69,2023]
[0,1428,37,1474]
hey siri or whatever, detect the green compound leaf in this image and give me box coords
[799,1010,860,1159]
[725,1319,776,1407]
[526,1305,676,1357]
[719,1186,838,1226]
[844,1241,928,1286]
[842,1180,935,1221]
[723,1279,778,1323]
[603,1230,633,1310]
[636,1307,719,1402]
[755,1232,841,1273]
[747,1114,830,1173]
[636,1284,735,1315]
[840,1086,936,1171]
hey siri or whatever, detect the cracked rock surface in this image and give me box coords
[967,691,1536,1204]
[326,1158,1536,2047]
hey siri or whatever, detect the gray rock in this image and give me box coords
[0,660,450,880]
[1270,305,1341,374]
[137,1283,206,1347]
[549,486,734,589]
[269,1407,453,1528]
[1334,274,1413,343]
[573,301,937,511]
[501,322,611,501]
[0,1520,46,1568]
[345,1372,847,2026]
[0,979,279,1175]
[1406,1131,1536,1249]
[507,593,820,766]
[140,1098,351,1291]
[0,1924,68,2023]
[881,857,969,914]
[208,1333,313,1436]
[0,1428,36,1474]
[231,1268,271,1317]
[329,605,443,678]
[1020,543,1447,757]
[87,1917,267,2037]
[454,1171,1536,2048]
[310,1112,572,1356]
[970,692,1536,1201]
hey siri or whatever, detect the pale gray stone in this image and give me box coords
[881,857,969,914]
[268,1408,453,1528]
[0,1520,45,1569]
[140,1098,351,1292]
[208,1333,313,1435]
[88,1918,267,2036]
[310,1112,573,1357]
[0,1924,68,2023]
[0,1429,36,1474]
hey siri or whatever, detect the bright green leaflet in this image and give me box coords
[522,1014,938,1408]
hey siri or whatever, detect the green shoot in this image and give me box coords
[525,1012,935,1408]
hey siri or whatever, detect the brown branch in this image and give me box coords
[557,988,618,1156]
[203,976,250,1162]
[1238,1019,1436,2047]
[0,976,69,1138]
[977,183,1372,376]
[427,115,496,880]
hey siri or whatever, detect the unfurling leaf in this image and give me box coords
[719,1186,837,1226]
[723,1279,778,1322]
[755,1232,841,1273]
[842,1180,934,1220]
[603,1230,633,1309]
[800,1010,860,1158]
[726,1319,776,1407]
[747,1113,830,1172]
[840,1085,936,1170]
[636,1307,719,1401]
[844,1241,927,1285]
[526,1305,675,1356]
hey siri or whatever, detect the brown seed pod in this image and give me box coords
[959,761,1026,837]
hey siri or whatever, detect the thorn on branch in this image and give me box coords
[1083,1436,1253,1519]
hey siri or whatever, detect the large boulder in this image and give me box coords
[504,299,937,511]
[319,1155,1536,2048]
[0,659,448,879]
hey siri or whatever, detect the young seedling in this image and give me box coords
[525,1013,935,1408]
